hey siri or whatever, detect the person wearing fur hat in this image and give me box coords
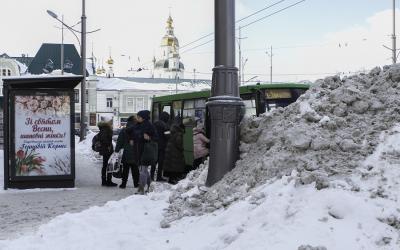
[96,121,117,187]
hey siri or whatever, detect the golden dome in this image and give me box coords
[167,15,173,28]
[106,57,114,65]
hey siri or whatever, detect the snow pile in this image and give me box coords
[162,65,400,228]
[75,131,102,162]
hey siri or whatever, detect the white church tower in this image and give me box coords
[154,15,184,79]
[106,54,114,78]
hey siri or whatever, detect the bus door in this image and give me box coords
[181,98,207,167]
[182,100,195,166]
[254,89,266,116]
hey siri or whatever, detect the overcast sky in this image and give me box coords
[0,0,396,82]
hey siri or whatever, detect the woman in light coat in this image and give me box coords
[192,123,209,169]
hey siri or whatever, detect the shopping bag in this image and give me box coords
[107,151,123,176]
[112,150,124,178]
[140,141,158,166]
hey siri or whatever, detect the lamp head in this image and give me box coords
[46,10,58,19]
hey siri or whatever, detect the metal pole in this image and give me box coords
[61,15,64,75]
[80,0,87,141]
[238,26,242,86]
[393,0,397,64]
[206,0,244,186]
[270,46,273,83]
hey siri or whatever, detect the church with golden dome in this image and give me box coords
[153,14,185,79]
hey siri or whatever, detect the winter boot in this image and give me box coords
[138,185,145,195]
[106,173,117,187]
[119,182,126,189]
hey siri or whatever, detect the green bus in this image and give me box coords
[151,82,310,167]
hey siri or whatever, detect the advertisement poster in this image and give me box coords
[14,94,71,176]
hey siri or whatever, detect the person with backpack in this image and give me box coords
[151,111,170,182]
[115,116,139,189]
[163,124,185,185]
[93,121,117,187]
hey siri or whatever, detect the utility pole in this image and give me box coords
[237,26,247,86]
[393,0,397,64]
[80,0,87,141]
[384,0,398,64]
[238,26,242,86]
[266,46,273,83]
[61,15,64,75]
[206,0,244,186]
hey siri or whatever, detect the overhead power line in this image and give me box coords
[240,0,306,29]
[180,0,289,49]
[180,0,307,54]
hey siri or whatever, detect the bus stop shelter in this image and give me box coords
[3,76,82,189]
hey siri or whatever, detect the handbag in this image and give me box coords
[140,141,158,166]
[107,150,123,178]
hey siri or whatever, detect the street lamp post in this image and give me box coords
[47,1,100,141]
[61,15,64,75]
[206,0,244,186]
[80,0,87,141]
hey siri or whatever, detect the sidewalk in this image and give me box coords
[0,151,134,240]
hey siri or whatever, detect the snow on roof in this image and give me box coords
[96,76,211,92]
[15,60,28,74]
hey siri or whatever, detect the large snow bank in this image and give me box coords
[162,65,400,246]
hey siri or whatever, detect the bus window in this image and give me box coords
[195,99,206,108]
[172,101,182,123]
[243,99,257,117]
[184,100,194,109]
[183,100,196,125]
[265,89,292,99]
[163,105,171,115]
[194,98,206,123]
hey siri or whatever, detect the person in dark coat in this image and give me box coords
[97,121,117,187]
[127,110,157,167]
[151,111,170,181]
[163,124,185,184]
[115,116,139,189]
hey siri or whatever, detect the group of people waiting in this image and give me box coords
[94,109,210,188]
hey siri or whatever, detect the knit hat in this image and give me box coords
[159,111,170,123]
[137,110,150,120]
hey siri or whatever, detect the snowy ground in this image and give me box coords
[0,126,399,249]
[0,134,135,240]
